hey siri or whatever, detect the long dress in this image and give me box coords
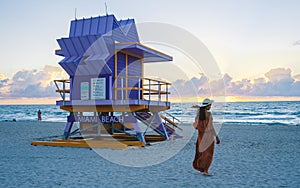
[193,114,215,172]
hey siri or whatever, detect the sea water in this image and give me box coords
[0,101,299,126]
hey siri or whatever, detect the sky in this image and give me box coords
[0,0,300,104]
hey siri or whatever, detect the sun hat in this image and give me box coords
[200,98,214,107]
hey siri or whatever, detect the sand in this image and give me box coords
[0,121,299,187]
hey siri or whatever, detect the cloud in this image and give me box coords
[293,40,300,46]
[265,68,294,83]
[1,66,299,101]
[0,74,9,95]
[229,68,300,96]
[294,74,300,81]
[169,76,211,98]
[170,68,300,98]
[0,65,67,98]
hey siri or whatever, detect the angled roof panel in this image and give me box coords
[69,62,78,75]
[86,35,99,55]
[59,62,73,76]
[114,19,139,42]
[105,15,114,34]
[57,39,70,57]
[59,56,81,64]
[69,15,137,39]
[118,19,135,35]
[70,37,85,55]
[59,56,82,76]
[74,19,84,37]
[87,35,98,44]
[82,18,92,36]
[62,38,78,56]
[90,17,99,35]
[98,16,107,34]
[79,36,92,52]
[69,20,76,37]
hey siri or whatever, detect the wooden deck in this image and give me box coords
[31,133,166,150]
[56,100,171,112]
[31,139,145,150]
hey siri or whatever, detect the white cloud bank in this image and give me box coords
[0,67,299,102]
[170,68,300,98]
[0,65,67,99]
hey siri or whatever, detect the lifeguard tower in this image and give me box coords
[32,14,182,149]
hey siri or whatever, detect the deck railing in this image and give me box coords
[114,76,171,103]
[54,76,171,104]
[54,79,70,104]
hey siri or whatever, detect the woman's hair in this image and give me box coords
[198,106,206,120]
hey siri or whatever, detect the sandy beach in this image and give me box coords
[0,121,299,187]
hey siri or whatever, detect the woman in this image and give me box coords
[193,98,220,176]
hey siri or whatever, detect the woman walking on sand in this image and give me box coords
[193,98,220,176]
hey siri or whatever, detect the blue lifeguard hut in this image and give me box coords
[33,14,182,149]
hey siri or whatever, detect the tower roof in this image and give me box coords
[56,14,172,76]
[68,14,139,42]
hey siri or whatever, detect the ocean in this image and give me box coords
[1,101,299,126]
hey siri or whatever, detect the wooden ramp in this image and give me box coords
[31,138,145,150]
[30,133,166,150]
[112,133,165,142]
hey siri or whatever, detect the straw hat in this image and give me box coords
[200,98,214,107]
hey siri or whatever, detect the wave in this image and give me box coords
[0,102,299,127]
[221,121,298,126]
[290,111,300,117]
[214,112,264,116]
[267,111,290,115]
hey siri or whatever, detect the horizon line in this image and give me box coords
[0,96,299,105]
